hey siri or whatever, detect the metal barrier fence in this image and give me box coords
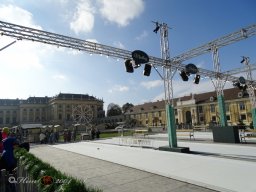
[118,136,154,148]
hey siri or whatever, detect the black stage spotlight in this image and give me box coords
[153,22,160,33]
[143,64,152,76]
[194,74,200,84]
[125,59,134,73]
[240,56,249,64]
[233,81,247,91]
[179,70,189,81]
[240,57,245,64]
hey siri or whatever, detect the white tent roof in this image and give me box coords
[20,124,43,129]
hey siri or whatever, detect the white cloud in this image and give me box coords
[86,39,99,43]
[0,40,43,70]
[108,85,129,93]
[52,74,68,81]
[113,41,125,49]
[70,0,95,34]
[98,0,144,27]
[152,93,165,102]
[140,80,162,89]
[0,3,73,103]
[151,78,223,103]
[136,30,148,40]
[173,79,217,98]
[0,5,46,70]
[0,4,42,29]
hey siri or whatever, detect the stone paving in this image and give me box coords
[30,145,217,192]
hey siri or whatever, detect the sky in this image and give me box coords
[0,0,255,112]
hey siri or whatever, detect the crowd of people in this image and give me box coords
[38,126,101,144]
[90,127,101,140]
[39,130,59,144]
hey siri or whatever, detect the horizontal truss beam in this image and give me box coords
[0,20,255,87]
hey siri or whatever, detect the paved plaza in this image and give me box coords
[30,145,216,192]
[30,133,256,192]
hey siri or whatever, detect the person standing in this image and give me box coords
[39,132,46,144]
[0,128,19,172]
[91,127,95,140]
[2,127,9,140]
[95,128,100,139]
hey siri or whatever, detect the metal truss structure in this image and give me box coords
[241,57,256,108]
[0,20,256,88]
[223,63,256,76]
[159,23,174,105]
[1,20,256,137]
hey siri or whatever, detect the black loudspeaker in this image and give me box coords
[125,59,134,73]
[194,74,200,84]
[143,64,152,76]
[180,70,189,81]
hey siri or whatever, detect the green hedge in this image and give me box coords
[15,148,102,192]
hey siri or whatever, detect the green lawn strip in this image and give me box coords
[99,130,133,138]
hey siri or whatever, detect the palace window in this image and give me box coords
[239,102,246,110]
[198,106,203,113]
[66,114,71,121]
[12,117,16,124]
[210,104,215,112]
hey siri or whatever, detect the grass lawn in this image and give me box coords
[100,130,133,138]
[57,130,134,141]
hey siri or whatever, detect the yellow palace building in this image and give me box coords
[125,87,255,128]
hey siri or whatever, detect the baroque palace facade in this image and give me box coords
[125,87,255,128]
[0,93,104,127]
